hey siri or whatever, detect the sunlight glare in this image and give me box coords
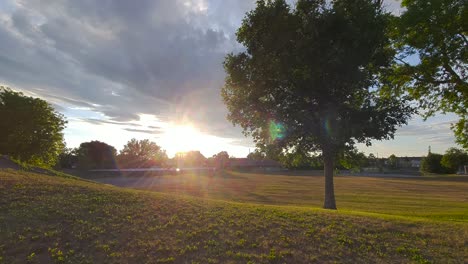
[161,124,208,155]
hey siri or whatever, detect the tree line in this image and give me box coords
[249,146,468,174]
[58,139,168,170]
[58,140,235,170]
[421,148,468,174]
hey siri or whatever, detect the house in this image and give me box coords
[395,156,423,168]
[410,159,421,168]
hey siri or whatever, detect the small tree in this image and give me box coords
[441,148,468,173]
[0,87,66,167]
[387,154,398,169]
[222,0,413,209]
[367,153,377,167]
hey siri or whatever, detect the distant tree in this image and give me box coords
[247,144,283,161]
[367,153,377,167]
[176,151,206,167]
[247,150,265,160]
[340,149,368,172]
[222,0,413,209]
[420,152,446,174]
[212,151,230,160]
[280,149,323,170]
[390,0,467,148]
[387,154,398,169]
[212,151,230,168]
[441,148,468,173]
[0,87,66,167]
[117,139,168,168]
[57,148,78,169]
[76,141,117,169]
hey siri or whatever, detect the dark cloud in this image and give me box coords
[0,0,402,145]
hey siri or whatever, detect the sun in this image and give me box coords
[159,123,237,157]
[160,124,205,155]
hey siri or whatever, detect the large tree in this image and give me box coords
[222,0,413,209]
[0,87,66,167]
[391,0,467,148]
[76,141,117,169]
[117,138,168,168]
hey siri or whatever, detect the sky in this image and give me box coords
[0,0,460,158]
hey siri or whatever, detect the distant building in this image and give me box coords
[383,156,422,168]
[410,159,421,168]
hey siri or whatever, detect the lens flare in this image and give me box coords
[269,120,285,141]
[324,118,331,136]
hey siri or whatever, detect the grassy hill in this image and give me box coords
[1,170,467,263]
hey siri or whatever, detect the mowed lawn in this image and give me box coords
[93,171,468,222]
[1,170,467,263]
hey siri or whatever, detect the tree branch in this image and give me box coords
[457,33,468,46]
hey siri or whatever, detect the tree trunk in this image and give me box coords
[323,147,337,209]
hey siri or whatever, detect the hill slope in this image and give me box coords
[1,170,467,263]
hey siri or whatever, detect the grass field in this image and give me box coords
[92,170,468,222]
[1,169,467,263]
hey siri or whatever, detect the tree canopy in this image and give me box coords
[247,150,266,161]
[175,151,206,168]
[387,154,398,169]
[420,152,446,174]
[391,0,467,148]
[340,149,369,172]
[222,0,413,209]
[441,148,468,173]
[0,87,66,167]
[76,141,117,169]
[117,139,168,168]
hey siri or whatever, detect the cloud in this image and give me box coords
[0,0,408,153]
[397,120,456,137]
[123,128,163,135]
[398,117,458,144]
[73,118,142,127]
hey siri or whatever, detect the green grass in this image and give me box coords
[1,169,467,263]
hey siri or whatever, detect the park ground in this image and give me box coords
[1,169,467,263]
